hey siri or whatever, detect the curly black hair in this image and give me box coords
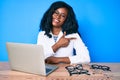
[40,1,80,38]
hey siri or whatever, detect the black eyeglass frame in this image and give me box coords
[65,64,90,76]
[91,64,111,71]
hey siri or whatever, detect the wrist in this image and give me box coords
[58,57,70,64]
[52,42,61,52]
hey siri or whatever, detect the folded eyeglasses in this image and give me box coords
[65,64,90,76]
[91,64,111,71]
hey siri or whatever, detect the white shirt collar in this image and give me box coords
[50,31,63,42]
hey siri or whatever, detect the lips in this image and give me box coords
[53,19,60,23]
[52,18,62,27]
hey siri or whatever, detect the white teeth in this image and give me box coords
[55,19,59,23]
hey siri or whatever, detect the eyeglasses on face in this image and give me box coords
[53,10,67,19]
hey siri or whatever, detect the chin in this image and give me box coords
[52,23,59,27]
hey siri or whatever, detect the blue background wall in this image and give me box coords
[0,0,120,62]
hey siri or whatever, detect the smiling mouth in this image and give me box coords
[54,19,60,23]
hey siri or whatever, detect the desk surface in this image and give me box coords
[0,62,120,80]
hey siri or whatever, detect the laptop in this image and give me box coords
[6,42,58,76]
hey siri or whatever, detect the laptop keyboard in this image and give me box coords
[46,68,52,73]
[45,64,58,74]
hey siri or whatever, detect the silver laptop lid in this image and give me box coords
[6,42,46,75]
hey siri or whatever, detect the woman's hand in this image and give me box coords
[45,56,59,64]
[52,32,76,52]
[58,32,76,47]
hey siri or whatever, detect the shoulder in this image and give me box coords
[38,31,45,36]
[65,33,80,38]
[38,31,45,34]
[37,31,46,38]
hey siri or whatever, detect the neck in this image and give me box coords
[52,27,61,35]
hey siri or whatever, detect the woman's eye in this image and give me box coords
[54,11,59,14]
[61,15,66,18]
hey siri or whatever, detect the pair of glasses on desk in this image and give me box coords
[91,64,111,71]
[65,64,90,76]
[65,64,111,76]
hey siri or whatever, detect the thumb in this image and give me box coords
[62,31,66,38]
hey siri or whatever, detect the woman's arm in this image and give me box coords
[48,33,90,64]
[69,33,90,64]
[45,56,70,64]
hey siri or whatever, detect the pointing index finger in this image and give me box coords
[67,37,76,40]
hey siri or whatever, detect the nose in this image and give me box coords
[56,14,61,19]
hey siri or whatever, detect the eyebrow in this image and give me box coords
[55,10,67,15]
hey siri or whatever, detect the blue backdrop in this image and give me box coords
[0,0,120,62]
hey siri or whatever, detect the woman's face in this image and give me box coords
[52,8,68,28]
